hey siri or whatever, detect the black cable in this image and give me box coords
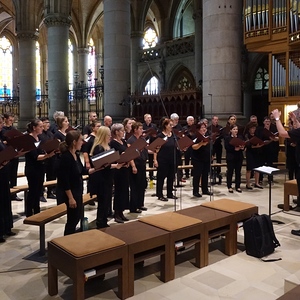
[0,266,48,274]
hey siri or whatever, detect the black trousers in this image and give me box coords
[226,158,243,189]
[129,164,147,211]
[25,168,44,217]
[156,162,175,198]
[8,157,19,188]
[64,198,83,235]
[192,160,210,194]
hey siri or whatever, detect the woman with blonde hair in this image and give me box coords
[90,126,123,227]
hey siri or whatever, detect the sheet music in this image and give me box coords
[254,166,280,175]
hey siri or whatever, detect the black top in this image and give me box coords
[24,136,45,174]
[156,132,181,165]
[38,130,54,142]
[82,124,92,136]
[288,128,300,165]
[54,130,66,142]
[224,135,244,161]
[56,151,88,204]
[191,137,211,162]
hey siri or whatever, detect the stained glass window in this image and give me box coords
[0,36,12,97]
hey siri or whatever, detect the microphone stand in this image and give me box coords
[208,93,214,202]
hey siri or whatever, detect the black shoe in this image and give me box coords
[88,201,96,206]
[193,193,202,198]
[47,192,56,199]
[203,191,213,196]
[291,229,300,236]
[130,209,142,213]
[236,188,242,193]
[292,206,300,212]
[11,195,23,201]
[168,195,178,200]
[114,217,124,223]
[97,223,110,229]
[140,206,148,211]
[0,236,5,243]
[6,231,16,236]
[158,196,168,202]
[254,184,263,189]
[246,185,253,190]
[40,196,47,202]
[293,199,298,205]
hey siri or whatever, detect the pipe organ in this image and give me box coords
[244,1,300,111]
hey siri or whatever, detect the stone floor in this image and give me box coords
[1,163,300,300]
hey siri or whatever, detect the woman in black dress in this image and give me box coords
[154,118,180,201]
[0,115,15,242]
[191,122,212,197]
[127,121,148,213]
[56,130,95,235]
[244,122,264,189]
[224,124,244,193]
[109,123,130,223]
[25,119,55,217]
[90,126,123,228]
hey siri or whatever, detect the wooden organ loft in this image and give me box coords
[244,0,300,124]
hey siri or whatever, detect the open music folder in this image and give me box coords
[117,147,140,163]
[253,166,280,175]
[38,139,60,153]
[91,149,120,170]
[177,135,194,151]
[147,137,167,152]
[8,134,37,152]
[229,137,245,147]
[0,146,18,165]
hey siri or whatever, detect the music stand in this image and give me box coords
[254,166,284,224]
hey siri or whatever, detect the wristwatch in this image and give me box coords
[275,117,279,121]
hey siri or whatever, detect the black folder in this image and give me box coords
[91,149,120,170]
[3,128,23,139]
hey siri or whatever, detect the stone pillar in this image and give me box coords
[43,0,72,119]
[193,5,202,88]
[103,0,131,119]
[17,32,38,130]
[131,31,143,94]
[77,48,89,82]
[202,0,243,119]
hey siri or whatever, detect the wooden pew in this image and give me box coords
[23,193,97,255]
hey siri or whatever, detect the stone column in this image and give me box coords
[131,31,143,94]
[17,32,38,130]
[193,5,202,88]
[202,0,243,119]
[43,0,72,119]
[103,0,131,119]
[77,48,89,82]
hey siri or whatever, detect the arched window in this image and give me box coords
[144,76,158,94]
[88,38,96,76]
[0,36,12,97]
[254,67,269,90]
[36,41,41,100]
[143,28,158,49]
[68,39,74,91]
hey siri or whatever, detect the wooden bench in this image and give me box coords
[139,211,204,280]
[283,179,298,211]
[48,229,128,299]
[23,193,97,255]
[277,285,300,299]
[102,220,171,298]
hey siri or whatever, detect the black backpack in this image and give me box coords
[243,214,281,260]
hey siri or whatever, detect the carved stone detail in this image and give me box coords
[16,31,39,41]
[43,15,72,28]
